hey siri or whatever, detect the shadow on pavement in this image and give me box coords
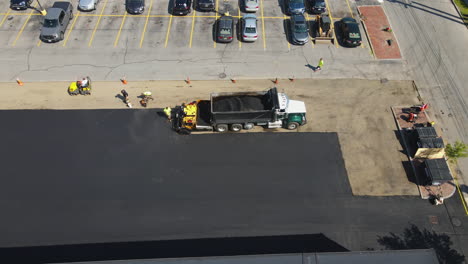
[377,223,465,264]
[0,234,348,264]
[387,0,465,25]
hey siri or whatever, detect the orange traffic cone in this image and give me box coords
[231,79,236,83]
[186,77,191,84]
[289,77,295,82]
[16,78,24,86]
[273,78,279,84]
[120,77,128,85]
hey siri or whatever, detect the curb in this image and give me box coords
[450,0,468,28]
[357,7,376,59]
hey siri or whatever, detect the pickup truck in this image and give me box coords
[40,2,73,43]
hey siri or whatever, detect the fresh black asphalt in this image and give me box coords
[0,109,466,262]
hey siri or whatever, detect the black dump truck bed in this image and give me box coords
[209,88,280,125]
[211,88,278,112]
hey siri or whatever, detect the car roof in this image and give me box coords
[244,16,256,27]
[291,14,306,22]
[341,17,357,23]
[243,14,256,20]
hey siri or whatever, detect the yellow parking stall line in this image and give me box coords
[114,12,127,47]
[63,11,80,47]
[260,0,266,50]
[37,39,41,47]
[12,2,38,47]
[0,13,42,16]
[283,15,290,50]
[214,0,219,48]
[238,9,241,50]
[139,0,154,48]
[454,175,468,215]
[164,15,173,48]
[304,13,314,48]
[345,0,354,19]
[0,9,12,27]
[88,0,109,47]
[323,0,338,48]
[189,10,196,48]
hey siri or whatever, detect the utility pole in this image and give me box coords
[36,0,47,16]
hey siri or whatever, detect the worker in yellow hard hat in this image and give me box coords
[164,107,172,121]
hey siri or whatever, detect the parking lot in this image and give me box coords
[0,0,371,70]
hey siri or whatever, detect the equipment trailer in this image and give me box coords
[173,88,307,134]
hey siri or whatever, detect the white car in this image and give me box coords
[78,0,99,11]
[241,14,258,42]
[244,0,259,12]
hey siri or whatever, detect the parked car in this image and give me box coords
[286,0,305,15]
[10,0,32,10]
[126,0,145,14]
[216,15,234,43]
[78,0,99,11]
[40,2,73,43]
[173,0,192,15]
[308,0,326,14]
[290,14,309,45]
[196,0,215,11]
[244,0,259,12]
[339,17,362,47]
[241,14,258,42]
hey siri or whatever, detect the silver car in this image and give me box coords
[241,14,258,42]
[78,0,99,11]
[244,0,258,12]
[290,14,309,45]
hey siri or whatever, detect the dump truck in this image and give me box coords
[173,88,307,134]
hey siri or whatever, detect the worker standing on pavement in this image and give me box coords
[314,58,324,72]
[164,107,172,121]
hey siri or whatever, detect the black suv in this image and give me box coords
[126,0,145,14]
[10,0,32,10]
[173,0,192,15]
[339,17,362,47]
[308,0,326,14]
[216,15,234,43]
[196,0,215,11]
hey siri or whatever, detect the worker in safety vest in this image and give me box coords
[164,107,172,121]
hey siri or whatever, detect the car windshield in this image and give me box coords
[220,28,231,34]
[315,0,325,6]
[43,19,58,28]
[294,22,307,32]
[245,27,256,33]
[349,32,361,39]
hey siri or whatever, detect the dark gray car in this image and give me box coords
[40,2,73,43]
[290,14,309,45]
[216,15,234,43]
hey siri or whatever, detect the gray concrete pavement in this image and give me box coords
[382,0,468,203]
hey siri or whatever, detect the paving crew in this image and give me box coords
[164,107,172,121]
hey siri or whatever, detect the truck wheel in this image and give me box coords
[215,124,228,133]
[287,122,299,130]
[230,124,242,132]
[244,123,254,130]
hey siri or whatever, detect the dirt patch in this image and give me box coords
[0,79,420,195]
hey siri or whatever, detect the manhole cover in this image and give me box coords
[218,73,227,79]
[429,215,439,225]
[452,218,462,227]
